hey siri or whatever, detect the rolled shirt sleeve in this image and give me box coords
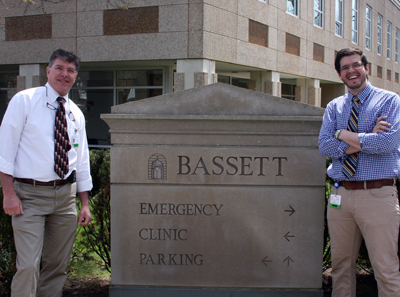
[319,98,351,159]
[358,93,400,155]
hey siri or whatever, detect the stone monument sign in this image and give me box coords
[101,83,326,297]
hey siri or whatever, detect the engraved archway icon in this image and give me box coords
[148,154,167,180]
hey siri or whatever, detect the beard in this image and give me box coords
[341,71,368,92]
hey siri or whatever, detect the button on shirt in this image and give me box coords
[0,83,92,193]
[319,83,400,181]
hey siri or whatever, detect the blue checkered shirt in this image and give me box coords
[319,83,400,181]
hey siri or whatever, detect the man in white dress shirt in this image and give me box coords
[0,49,92,297]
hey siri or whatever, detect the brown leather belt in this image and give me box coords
[339,179,396,190]
[15,178,70,187]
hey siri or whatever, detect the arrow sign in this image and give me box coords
[262,256,272,267]
[284,206,295,216]
[283,256,294,267]
[284,231,295,242]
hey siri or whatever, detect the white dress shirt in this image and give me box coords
[0,83,92,193]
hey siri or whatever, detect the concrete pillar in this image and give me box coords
[17,64,47,92]
[250,71,281,97]
[294,78,321,107]
[174,59,217,92]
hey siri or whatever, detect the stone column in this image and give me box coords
[17,64,47,92]
[294,78,321,107]
[174,59,217,92]
[250,71,281,97]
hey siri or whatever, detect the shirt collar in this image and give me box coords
[346,83,372,104]
[45,82,69,107]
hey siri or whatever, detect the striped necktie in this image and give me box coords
[342,96,360,178]
[54,97,71,179]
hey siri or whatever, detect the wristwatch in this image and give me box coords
[334,129,342,140]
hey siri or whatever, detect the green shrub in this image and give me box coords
[82,149,111,272]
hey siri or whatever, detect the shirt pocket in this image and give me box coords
[67,120,80,150]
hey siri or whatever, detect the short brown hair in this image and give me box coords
[335,48,368,74]
[49,49,80,71]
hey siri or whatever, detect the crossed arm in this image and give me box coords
[337,116,391,154]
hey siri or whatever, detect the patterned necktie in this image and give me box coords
[54,97,71,179]
[342,96,360,178]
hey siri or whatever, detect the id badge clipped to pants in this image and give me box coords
[330,181,341,209]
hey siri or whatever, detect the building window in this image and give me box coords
[0,72,18,124]
[377,14,383,55]
[387,22,392,60]
[314,0,323,28]
[387,69,392,81]
[396,28,399,63]
[287,0,299,16]
[335,0,343,37]
[352,0,358,44]
[377,65,383,78]
[103,7,159,36]
[395,72,399,83]
[70,69,164,147]
[5,15,51,41]
[249,20,268,47]
[281,82,296,100]
[286,33,301,56]
[366,6,372,50]
[218,75,250,89]
[313,43,324,62]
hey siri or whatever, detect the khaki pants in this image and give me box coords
[11,181,78,297]
[328,185,400,297]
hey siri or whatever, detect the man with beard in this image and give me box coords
[319,47,400,297]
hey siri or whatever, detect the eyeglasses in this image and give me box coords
[340,62,364,72]
[52,65,77,75]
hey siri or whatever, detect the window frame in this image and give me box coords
[287,0,299,17]
[0,72,18,127]
[365,5,372,50]
[314,0,323,28]
[70,67,168,148]
[335,0,344,37]
[351,0,359,44]
[396,28,399,63]
[387,22,392,60]
[377,14,383,55]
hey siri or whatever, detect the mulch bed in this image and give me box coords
[63,275,110,297]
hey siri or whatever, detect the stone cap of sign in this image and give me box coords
[102,83,325,148]
[110,83,324,117]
